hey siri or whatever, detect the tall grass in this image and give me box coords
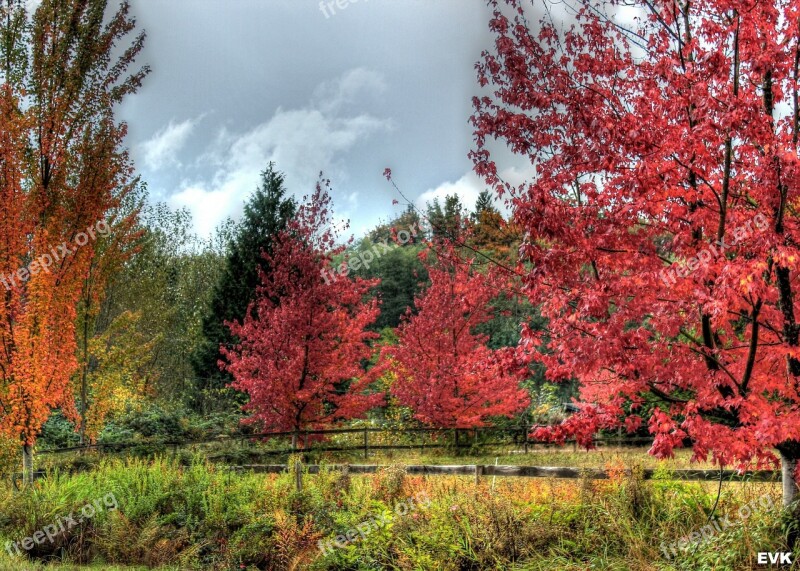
[0,455,791,570]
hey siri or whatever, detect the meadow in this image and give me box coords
[0,447,790,571]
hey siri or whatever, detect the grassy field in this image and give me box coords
[0,448,791,570]
[0,563,162,570]
[34,439,722,475]
[313,445,718,469]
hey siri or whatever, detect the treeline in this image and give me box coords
[32,164,576,455]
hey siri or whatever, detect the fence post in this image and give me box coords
[523,427,528,454]
[294,457,303,492]
[363,427,368,460]
[474,464,483,485]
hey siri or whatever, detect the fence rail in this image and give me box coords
[229,463,781,487]
[13,462,780,491]
[36,426,655,457]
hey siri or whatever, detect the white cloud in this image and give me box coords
[312,68,387,114]
[417,166,536,217]
[169,69,391,237]
[140,117,200,171]
[417,172,484,212]
[165,185,236,240]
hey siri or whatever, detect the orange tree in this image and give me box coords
[0,0,147,481]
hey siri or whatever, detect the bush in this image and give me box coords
[38,411,81,450]
[0,436,19,479]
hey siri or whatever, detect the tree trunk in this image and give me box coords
[22,444,33,486]
[778,443,800,551]
[294,457,303,492]
[78,392,87,447]
[782,450,799,507]
[78,306,91,447]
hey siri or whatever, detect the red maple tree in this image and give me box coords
[382,244,529,428]
[472,0,800,504]
[221,181,383,443]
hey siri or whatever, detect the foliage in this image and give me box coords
[99,203,223,407]
[472,0,800,475]
[367,205,424,245]
[349,240,429,330]
[192,164,296,411]
[73,175,146,445]
[470,189,521,256]
[426,194,468,242]
[36,404,244,459]
[381,243,530,428]
[0,434,18,477]
[222,179,384,435]
[78,311,157,443]
[0,456,787,570]
[38,412,82,450]
[0,0,147,454]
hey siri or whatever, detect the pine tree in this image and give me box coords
[473,190,494,220]
[426,194,466,241]
[191,164,296,411]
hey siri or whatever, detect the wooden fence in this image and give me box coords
[13,461,780,491]
[36,426,655,459]
[230,462,781,491]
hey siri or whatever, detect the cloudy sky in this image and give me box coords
[116,0,537,239]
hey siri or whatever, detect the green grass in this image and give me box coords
[33,441,722,478]
[313,444,716,469]
[0,558,174,571]
[0,453,791,570]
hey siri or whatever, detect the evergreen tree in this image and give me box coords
[350,240,428,330]
[473,189,494,220]
[349,207,428,330]
[191,164,296,411]
[426,194,466,241]
[367,205,422,244]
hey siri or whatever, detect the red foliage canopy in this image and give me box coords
[221,182,383,434]
[383,245,529,428]
[472,0,800,470]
